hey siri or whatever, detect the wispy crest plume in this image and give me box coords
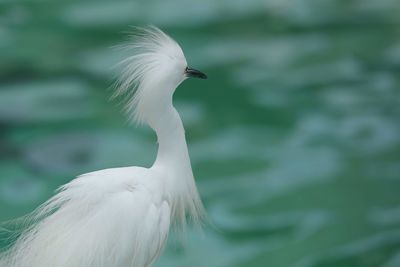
[113,26,184,123]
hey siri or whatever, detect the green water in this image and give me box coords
[1,1,400,266]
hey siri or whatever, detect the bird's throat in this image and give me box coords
[152,106,191,173]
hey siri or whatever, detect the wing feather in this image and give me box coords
[1,168,171,267]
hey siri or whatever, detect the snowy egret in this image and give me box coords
[0,26,206,267]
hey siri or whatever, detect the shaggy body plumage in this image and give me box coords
[0,26,206,267]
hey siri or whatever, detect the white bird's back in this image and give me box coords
[0,26,206,267]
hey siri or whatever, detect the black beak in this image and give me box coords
[185,67,207,79]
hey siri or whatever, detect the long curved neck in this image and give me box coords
[149,102,204,225]
[151,104,191,172]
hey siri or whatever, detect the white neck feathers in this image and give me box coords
[151,104,204,227]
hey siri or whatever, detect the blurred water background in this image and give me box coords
[1,1,400,266]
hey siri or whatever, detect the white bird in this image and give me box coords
[0,26,207,267]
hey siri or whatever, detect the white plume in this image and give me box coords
[113,26,187,123]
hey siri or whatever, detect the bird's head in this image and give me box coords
[114,26,206,124]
